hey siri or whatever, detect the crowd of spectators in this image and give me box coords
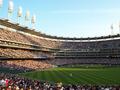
[0,28,120,55]
[0,28,120,50]
[0,49,34,58]
[0,25,120,90]
[0,60,53,72]
[0,28,120,67]
[0,73,119,90]
[0,28,60,49]
[0,48,51,58]
[0,28,57,60]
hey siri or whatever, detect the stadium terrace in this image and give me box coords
[0,0,120,89]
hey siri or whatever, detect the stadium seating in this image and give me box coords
[0,27,120,67]
[0,73,120,90]
[0,19,120,89]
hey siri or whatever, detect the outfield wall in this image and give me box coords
[50,58,120,65]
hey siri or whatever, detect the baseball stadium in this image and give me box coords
[0,0,120,90]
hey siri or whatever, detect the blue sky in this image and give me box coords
[1,0,120,38]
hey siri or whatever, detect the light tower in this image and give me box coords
[0,0,3,18]
[31,14,36,30]
[25,10,30,26]
[0,0,3,8]
[110,24,114,35]
[17,6,22,23]
[8,0,14,20]
[119,22,120,34]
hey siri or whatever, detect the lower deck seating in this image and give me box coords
[0,60,53,71]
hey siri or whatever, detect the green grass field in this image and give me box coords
[20,67,120,85]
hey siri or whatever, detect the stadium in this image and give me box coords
[0,0,120,90]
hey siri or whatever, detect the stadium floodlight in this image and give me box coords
[31,14,36,24]
[25,10,30,21]
[17,6,22,23]
[8,0,14,13]
[8,0,14,20]
[111,24,114,35]
[18,6,22,17]
[0,0,3,18]
[25,10,30,26]
[0,0,3,8]
[31,14,36,29]
[119,22,120,34]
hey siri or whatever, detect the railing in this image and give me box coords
[0,57,52,60]
[0,39,59,53]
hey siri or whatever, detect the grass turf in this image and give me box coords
[19,67,120,85]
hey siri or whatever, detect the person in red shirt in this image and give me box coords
[5,79,9,88]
